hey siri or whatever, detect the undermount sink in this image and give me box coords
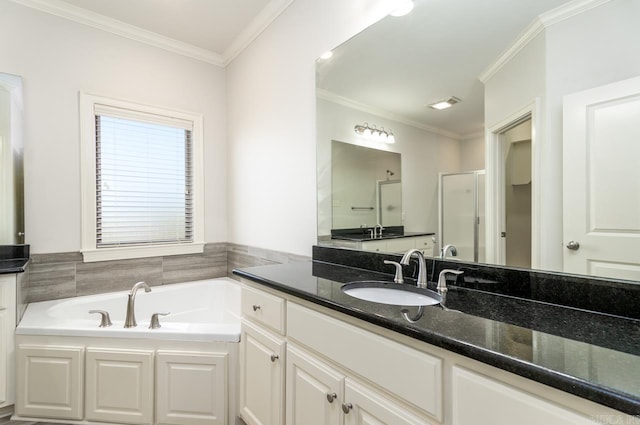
[341,281,442,306]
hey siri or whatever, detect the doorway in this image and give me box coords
[502,119,532,268]
[486,104,538,268]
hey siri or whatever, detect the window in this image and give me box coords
[80,94,204,262]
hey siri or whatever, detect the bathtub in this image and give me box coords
[17,278,241,342]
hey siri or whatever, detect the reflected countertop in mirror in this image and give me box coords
[235,256,640,415]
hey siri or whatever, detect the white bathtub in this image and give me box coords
[17,278,241,342]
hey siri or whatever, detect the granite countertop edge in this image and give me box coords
[233,267,640,416]
[0,258,29,274]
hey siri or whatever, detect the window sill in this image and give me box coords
[81,243,205,263]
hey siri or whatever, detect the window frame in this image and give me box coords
[80,92,205,262]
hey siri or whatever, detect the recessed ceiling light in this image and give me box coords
[427,96,461,110]
[390,1,414,17]
[319,51,333,60]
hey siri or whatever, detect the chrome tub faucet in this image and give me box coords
[124,281,151,328]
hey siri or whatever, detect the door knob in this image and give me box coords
[566,241,580,250]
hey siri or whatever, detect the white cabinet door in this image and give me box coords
[286,345,343,425]
[85,348,154,425]
[563,75,640,279]
[342,379,431,425]
[240,319,286,425]
[451,367,599,425]
[16,345,84,420]
[156,351,228,425]
[0,274,16,408]
[0,307,7,406]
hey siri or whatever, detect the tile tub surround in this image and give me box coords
[24,243,309,303]
[234,247,640,416]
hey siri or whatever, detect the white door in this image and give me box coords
[563,75,640,280]
[286,345,343,425]
[239,320,285,425]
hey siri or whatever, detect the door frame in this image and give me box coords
[485,99,541,267]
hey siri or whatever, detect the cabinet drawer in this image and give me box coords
[242,285,286,335]
[287,303,442,421]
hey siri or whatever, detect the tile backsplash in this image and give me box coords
[26,243,309,303]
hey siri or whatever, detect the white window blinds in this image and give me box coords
[94,106,193,248]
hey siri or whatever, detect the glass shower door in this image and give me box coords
[439,171,485,262]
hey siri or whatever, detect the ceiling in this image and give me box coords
[316,0,576,139]
[13,0,293,66]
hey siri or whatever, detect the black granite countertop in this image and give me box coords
[0,258,29,274]
[234,259,640,416]
[0,244,29,274]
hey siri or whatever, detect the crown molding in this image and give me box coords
[10,0,296,68]
[479,0,613,83]
[10,0,225,66]
[317,88,463,140]
[222,0,296,65]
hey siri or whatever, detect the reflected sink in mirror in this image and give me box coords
[341,281,442,306]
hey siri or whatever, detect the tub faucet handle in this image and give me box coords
[149,312,170,329]
[89,310,112,328]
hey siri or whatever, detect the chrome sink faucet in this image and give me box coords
[400,248,427,288]
[440,244,458,259]
[436,269,463,293]
[374,223,384,238]
[124,281,151,328]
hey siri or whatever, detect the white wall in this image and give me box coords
[0,1,227,253]
[226,0,401,257]
[316,97,461,238]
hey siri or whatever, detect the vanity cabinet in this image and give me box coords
[239,286,287,425]
[336,235,435,256]
[0,274,16,411]
[240,279,620,425]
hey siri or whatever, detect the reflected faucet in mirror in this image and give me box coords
[440,244,458,260]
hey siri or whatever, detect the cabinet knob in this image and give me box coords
[270,354,279,362]
[326,393,337,403]
[341,403,353,414]
[252,304,261,311]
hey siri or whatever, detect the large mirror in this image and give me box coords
[0,72,25,245]
[316,0,640,281]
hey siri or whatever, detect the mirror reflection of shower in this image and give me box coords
[439,170,486,263]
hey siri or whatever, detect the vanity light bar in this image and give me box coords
[354,122,396,144]
[427,96,461,110]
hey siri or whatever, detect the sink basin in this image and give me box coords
[341,281,442,306]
